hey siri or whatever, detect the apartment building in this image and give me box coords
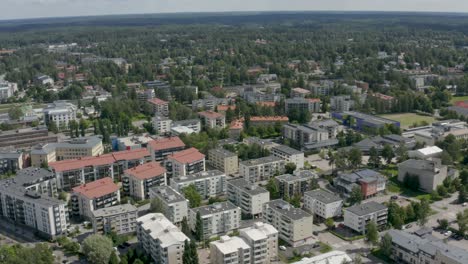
[282,123,333,151]
[387,229,468,264]
[171,170,226,199]
[171,119,202,134]
[210,236,251,264]
[198,111,226,129]
[343,201,388,234]
[0,168,69,238]
[398,159,454,193]
[149,186,188,225]
[285,98,321,114]
[271,145,304,170]
[227,179,270,218]
[31,136,104,167]
[43,101,77,129]
[147,136,186,162]
[239,156,285,185]
[50,148,152,191]
[263,199,314,247]
[136,88,155,102]
[114,134,154,151]
[137,213,189,264]
[189,202,241,238]
[148,98,169,117]
[0,80,17,101]
[330,95,354,112]
[333,169,386,199]
[275,170,318,199]
[239,222,279,264]
[0,126,58,149]
[123,161,167,200]
[91,203,138,235]
[192,97,230,111]
[293,251,352,264]
[208,148,239,175]
[331,111,400,133]
[0,149,24,174]
[166,147,205,178]
[152,115,172,135]
[291,87,311,98]
[303,189,343,220]
[71,177,120,220]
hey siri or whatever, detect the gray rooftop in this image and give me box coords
[398,159,443,171]
[272,145,302,155]
[240,156,283,167]
[304,189,342,204]
[266,199,312,221]
[345,201,387,216]
[31,136,102,155]
[227,178,269,195]
[150,185,187,203]
[173,170,225,183]
[276,170,317,183]
[91,203,138,218]
[209,148,237,158]
[191,201,239,216]
[337,169,385,184]
[172,119,200,126]
[341,111,398,126]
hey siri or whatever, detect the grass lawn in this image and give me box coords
[379,113,436,129]
[450,95,468,104]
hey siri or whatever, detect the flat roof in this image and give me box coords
[272,144,303,155]
[137,213,188,247]
[174,170,225,183]
[91,203,137,218]
[240,156,283,167]
[345,201,387,216]
[276,170,317,183]
[227,178,269,195]
[210,236,250,254]
[72,177,119,199]
[304,189,342,204]
[150,185,186,203]
[190,201,238,216]
[340,111,398,126]
[209,148,237,158]
[266,199,312,221]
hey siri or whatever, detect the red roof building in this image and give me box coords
[257,101,277,107]
[125,161,166,180]
[167,147,206,177]
[217,105,236,112]
[147,98,169,116]
[147,137,186,161]
[72,177,119,199]
[123,161,167,200]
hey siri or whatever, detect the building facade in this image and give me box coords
[275,170,318,199]
[147,136,186,162]
[398,159,450,193]
[333,169,386,199]
[239,156,285,184]
[239,222,279,264]
[43,101,77,129]
[303,189,343,220]
[91,203,138,235]
[208,148,239,175]
[123,161,167,200]
[171,170,226,199]
[210,236,251,264]
[271,145,304,170]
[189,202,241,238]
[149,186,189,225]
[198,111,226,129]
[166,147,205,178]
[227,179,270,218]
[148,98,169,117]
[343,201,388,234]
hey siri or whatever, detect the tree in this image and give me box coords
[181,217,191,237]
[366,221,379,246]
[349,186,363,205]
[82,234,114,264]
[290,194,301,208]
[367,147,381,168]
[285,162,297,174]
[437,219,449,230]
[347,148,362,169]
[150,197,164,213]
[8,106,23,120]
[195,212,204,242]
[395,143,408,163]
[405,205,415,221]
[459,186,467,204]
[183,185,202,208]
[380,233,393,258]
[109,251,119,264]
[353,255,362,264]
[456,209,468,236]
[417,199,430,226]
[266,178,280,199]
[381,144,394,165]
[183,239,199,264]
[325,218,335,230]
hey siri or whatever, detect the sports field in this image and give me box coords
[379,113,436,129]
[450,96,468,104]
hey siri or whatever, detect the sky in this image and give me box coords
[2,0,468,20]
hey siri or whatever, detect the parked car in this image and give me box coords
[313,231,319,236]
[391,195,398,200]
[279,246,287,251]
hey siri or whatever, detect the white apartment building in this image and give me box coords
[189,202,241,238]
[0,168,69,239]
[227,179,270,218]
[137,213,189,264]
[149,186,189,225]
[0,81,17,101]
[148,98,169,117]
[71,177,120,220]
[153,115,172,135]
[123,161,167,200]
[343,201,388,234]
[166,147,205,178]
[208,148,239,175]
[43,101,77,129]
[239,222,279,264]
[198,111,226,129]
[30,136,104,167]
[91,203,138,235]
[303,189,343,220]
[171,170,226,199]
[239,156,285,185]
[275,170,318,199]
[263,199,314,247]
[271,145,304,170]
[210,236,251,264]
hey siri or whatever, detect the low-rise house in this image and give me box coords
[123,161,167,200]
[71,177,120,220]
[387,229,468,264]
[198,111,226,129]
[91,203,138,235]
[263,199,314,247]
[147,136,186,162]
[271,144,304,170]
[189,202,241,238]
[303,189,343,220]
[239,156,285,184]
[171,170,226,199]
[0,148,24,174]
[208,148,239,175]
[166,147,205,178]
[149,186,188,225]
[398,159,456,193]
[137,213,189,264]
[343,201,388,234]
[275,170,318,199]
[333,169,386,199]
[227,179,270,218]
[0,168,69,239]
